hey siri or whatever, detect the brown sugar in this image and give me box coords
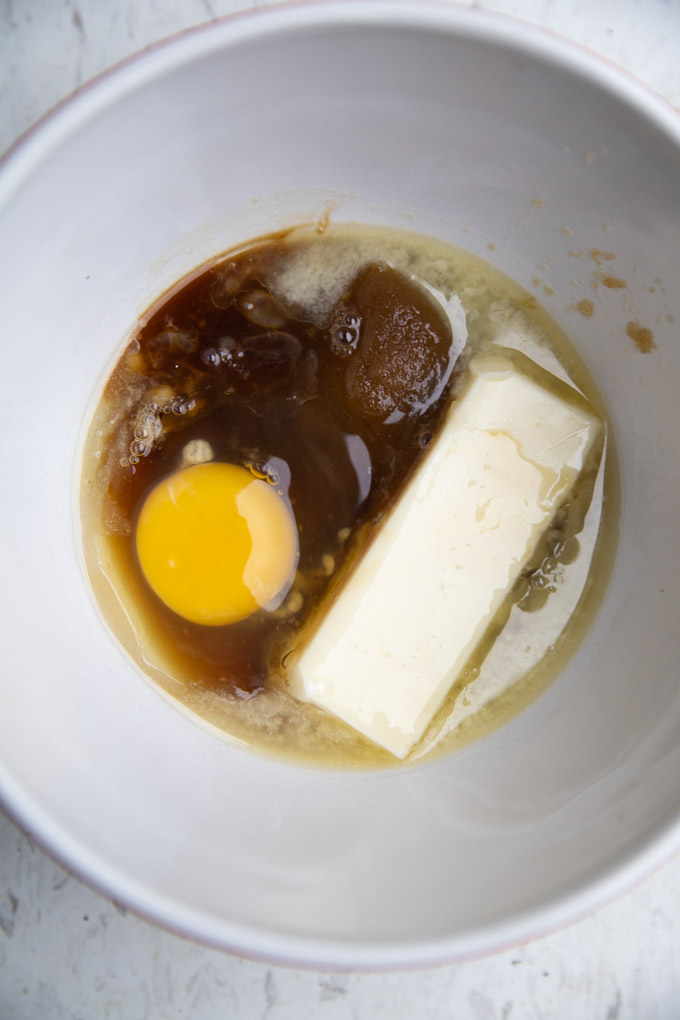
[590,249,615,267]
[626,320,656,353]
[600,275,627,290]
[574,299,595,319]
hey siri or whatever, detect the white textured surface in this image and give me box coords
[1,0,680,1016]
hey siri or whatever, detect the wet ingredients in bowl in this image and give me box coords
[80,223,617,767]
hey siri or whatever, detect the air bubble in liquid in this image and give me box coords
[331,310,361,355]
[330,308,360,357]
[247,460,280,486]
[201,348,221,368]
[129,401,163,465]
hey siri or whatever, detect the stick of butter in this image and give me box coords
[288,353,601,759]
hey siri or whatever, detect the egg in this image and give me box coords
[135,462,298,626]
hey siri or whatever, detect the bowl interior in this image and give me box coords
[1,2,679,967]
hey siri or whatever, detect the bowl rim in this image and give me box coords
[1,0,680,971]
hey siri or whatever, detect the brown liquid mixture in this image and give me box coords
[97,243,461,700]
[81,224,617,768]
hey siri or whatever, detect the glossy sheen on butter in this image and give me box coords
[290,354,601,759]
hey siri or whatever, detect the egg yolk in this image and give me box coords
[135,462,298,626]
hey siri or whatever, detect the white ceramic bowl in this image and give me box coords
[1,1,679,970]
